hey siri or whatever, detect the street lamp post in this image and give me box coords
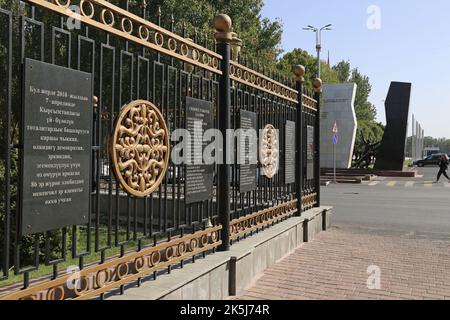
[303,24,332,78]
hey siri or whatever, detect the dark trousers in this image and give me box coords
[437,168,450,181]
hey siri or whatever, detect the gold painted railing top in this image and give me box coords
[230,61,318,110]
[26,0,222,74]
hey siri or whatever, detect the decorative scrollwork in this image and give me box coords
[0,226,222,300]
[260,124,279,179]
[110,100,170,197]
[230,200,298,240]
[302,193,317,209]
[27,0,222,74]
[229,61,298,103]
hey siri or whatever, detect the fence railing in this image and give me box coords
[0,0,321,300]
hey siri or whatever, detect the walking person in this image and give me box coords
[435,155,450,183]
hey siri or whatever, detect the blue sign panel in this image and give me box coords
[332,134,339,145]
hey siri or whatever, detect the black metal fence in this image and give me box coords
[0,0,320,300]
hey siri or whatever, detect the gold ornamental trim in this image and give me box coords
[230,61,318,112]
[25,0,222,74]
[110,100,170,197]
[302,95,318,112]
[230,61,298,103]
[230,200,298,240]
[302,193,317,210]
[0,226,222,300]
[259,124,279,179]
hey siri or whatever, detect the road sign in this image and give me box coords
[332,121,339,134]
[332,134,339,145]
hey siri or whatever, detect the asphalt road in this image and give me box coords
[322,167,450,240]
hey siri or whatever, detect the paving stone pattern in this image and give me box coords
[238,228,450,300]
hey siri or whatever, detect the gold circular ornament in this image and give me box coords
[202,53,210,65]
[55,0,70,8]
[164,246,175,261]
[116,263,129,280]
[200,234,209,247]
[167,38,177,52]
[73,276,89,296]
[139,25,150,41]
[212,57,219,69]
[191,48,200,61]
[154,32,164,47]
[134,256,146,272]
[211,231,219,242]
[121,18,133,34]
[110,100,170,197]
[178,241,186,255]
[149,251,161,267]
[259,124,279,179]
[95,269,111,288]
[189,238,198,251]
[80,0,94,18]
[47,286,65,300]
[100,9,115,27]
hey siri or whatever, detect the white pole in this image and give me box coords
[333,140,336,183]
[412,114,415,161]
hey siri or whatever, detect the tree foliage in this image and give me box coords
[277,48,340,86]
[277,50,383,167]
[148,0,283,62]
[406,136,450,155]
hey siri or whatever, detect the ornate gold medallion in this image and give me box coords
[259,124,279,179]
[110,100,170,197]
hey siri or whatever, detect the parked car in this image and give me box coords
[414,153,449,167]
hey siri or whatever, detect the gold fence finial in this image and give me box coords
[313,78,323,93]
[292,65,305,82]
[213,14,233,43]
[230,36,242,61]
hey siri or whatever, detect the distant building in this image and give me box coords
[424,147,440,158]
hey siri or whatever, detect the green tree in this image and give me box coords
[277,48,339,86]
[147,0,283,63]
[350,68,377,122]
[332,60,351,83]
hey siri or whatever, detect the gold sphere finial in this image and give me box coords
[213,14,232,33]
[93,96,98,107]
[292,65,305,81]
[313,78,323,92]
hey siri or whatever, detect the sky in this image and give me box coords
[261,0,450,138]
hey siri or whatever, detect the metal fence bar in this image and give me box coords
[313,81,322,207]
[0,4,322,299]
[293,66,304,214]
[214,15,231,251]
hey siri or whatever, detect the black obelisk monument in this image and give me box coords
[375,82,412,171]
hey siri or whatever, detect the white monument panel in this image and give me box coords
[320,83,357,169]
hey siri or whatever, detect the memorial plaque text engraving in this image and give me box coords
[306,125,315,180]
[239,110,257,193]
[185,97,214,204]
[21,59,93,235]
[285,121,296,184]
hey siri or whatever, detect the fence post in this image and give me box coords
[214,14,232,251]
[313,78,323,207]
[292,66,305,215]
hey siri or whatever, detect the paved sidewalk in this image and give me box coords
[238,228,450,300]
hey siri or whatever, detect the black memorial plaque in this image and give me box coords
[306,125,315,180]
[285,121,296,184]
[239,110,258,193]
[21,59,93,235]
[185,97,214,204]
